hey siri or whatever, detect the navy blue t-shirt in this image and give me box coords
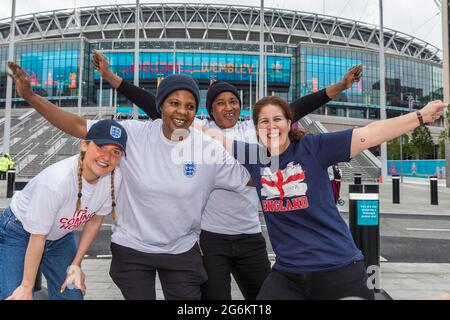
[233,129,363,273]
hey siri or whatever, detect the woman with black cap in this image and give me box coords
[8,61,251,300]
[91,51,362,300]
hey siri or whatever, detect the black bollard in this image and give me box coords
[349,184,380,269]
[34,271,42,291]
[430,176,438,205]
[354,173,362,185]
[32,267,48,300]
[392,174,400,204]
[6,169,16,198]
[349,184,390,300]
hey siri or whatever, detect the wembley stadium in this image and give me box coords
[0,3,446,179]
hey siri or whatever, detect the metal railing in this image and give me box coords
[298,116,381,181]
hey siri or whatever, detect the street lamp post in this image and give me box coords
[3,0,16,154]
[400,135,403,183]
[379,0,388,183]
[57,75,64,107]
[258,0,265,101]
[77,38,84,116]
[249,73,252,115]
[99,77,104,117]
[133,0,140,120]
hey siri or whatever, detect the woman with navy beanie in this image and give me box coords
[90,51,362,300]
[9,61,251,300]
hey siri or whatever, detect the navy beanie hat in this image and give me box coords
[206,81,241,120]
[156,74,200,114]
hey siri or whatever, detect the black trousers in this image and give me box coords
[199,230,271,300]
[109,242,208,300]
[256,260,375,300]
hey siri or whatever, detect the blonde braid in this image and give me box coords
[76,151,85,213]
[110,169,116,220]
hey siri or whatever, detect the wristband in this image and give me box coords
[416,111,424,126]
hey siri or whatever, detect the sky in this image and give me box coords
[0,0,444,49]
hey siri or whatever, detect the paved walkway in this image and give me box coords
[40,259,450,300]
[338,180,450,217]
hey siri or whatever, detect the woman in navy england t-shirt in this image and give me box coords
[198,95,445,300]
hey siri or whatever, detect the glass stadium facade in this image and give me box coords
[0,3,444,127]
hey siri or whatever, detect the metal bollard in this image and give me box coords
[430,176,438,205]
[33,268,48,300]
[34,271,42,291]
[354,173,362,185]
[6,169,16,198]
[392,174,400,204]
[349,184,391,300]
[349,184,380,270]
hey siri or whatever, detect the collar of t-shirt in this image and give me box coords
[159,123,193,146]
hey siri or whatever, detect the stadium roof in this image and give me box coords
[0,2,442,63]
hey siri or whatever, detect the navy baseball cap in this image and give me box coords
[86,120,127,153]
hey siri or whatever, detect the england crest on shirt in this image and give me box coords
[183,161,196,177]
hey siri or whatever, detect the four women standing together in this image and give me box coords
[1,54,445,300]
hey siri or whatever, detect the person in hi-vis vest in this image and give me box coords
[0,154,9,180]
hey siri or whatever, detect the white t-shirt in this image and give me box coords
[196,119,261,235]
[10,155,122,241]
[87,119,250,254]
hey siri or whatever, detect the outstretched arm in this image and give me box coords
[92,51,159,120]
[291,65,362,121]
[191,122,234,154]
[8,61,87,139]
[351,100,445,158]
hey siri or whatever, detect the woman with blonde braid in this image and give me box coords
[0,119,127,300]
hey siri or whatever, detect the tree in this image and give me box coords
[446,103,450,140]
[387,134,413,160]
[410,126,434,159]
[438,130,447,159]
[387,138,400,160]
[441,104,450,161]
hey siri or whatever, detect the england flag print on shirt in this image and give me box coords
[260,162,309,212]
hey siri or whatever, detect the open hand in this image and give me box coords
[7,61,34,100]
[92,50,112,78]
[5,285,33,300]
[341,65,362,89]
[60,265,86,296]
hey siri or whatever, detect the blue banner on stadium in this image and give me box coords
[387,160,447,179]
[95,52,291,84]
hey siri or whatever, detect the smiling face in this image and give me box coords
[81,141,123,183]
[160,90,197,140]
[211,91,241,129]
[256,104,291,156]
